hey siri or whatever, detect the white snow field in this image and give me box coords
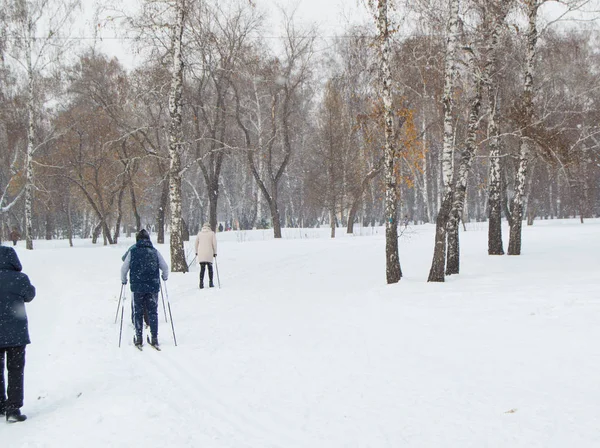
[3,219,600,447]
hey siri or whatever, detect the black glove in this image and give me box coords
[214,254,217,257]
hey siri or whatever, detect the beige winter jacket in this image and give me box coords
[194,224,217,263]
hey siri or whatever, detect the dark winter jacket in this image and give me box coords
[0,246,36,348]
[121,239,168,293]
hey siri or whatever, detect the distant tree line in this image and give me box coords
[0,0,598,277]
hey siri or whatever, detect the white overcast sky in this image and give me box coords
[79,0,368,69]
[78,0,597,70]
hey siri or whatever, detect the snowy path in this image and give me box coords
[4,220,600,447]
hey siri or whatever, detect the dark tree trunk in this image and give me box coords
[66,197,73,248]
[45,211,53,240]
[129,181,142,231]
[114,183,126,244]
[346,198,360,234]
[446,220,459,275]
[488,200,504,255]
[92,222,101,244]
[182,218,190,241]
[208,178,219,232]
[269,189,282,239]
[157,178,169,244]
[508,205,524,255]
[101,219,114,246]
[428,194,452,282]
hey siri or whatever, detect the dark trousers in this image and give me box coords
[131,300,150,327]
[132,292,159,341]
[199,262,213,286]
[0,346,26,412]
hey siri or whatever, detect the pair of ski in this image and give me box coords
[134,336,161,351]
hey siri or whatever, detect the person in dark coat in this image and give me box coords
[121,229,168,348]
[0,246,36,423]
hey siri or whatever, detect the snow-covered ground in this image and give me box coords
[3,219,600,447]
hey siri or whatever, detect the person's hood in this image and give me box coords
[136,239,153,249]
[0,246,23,272]
[201,224,212,232]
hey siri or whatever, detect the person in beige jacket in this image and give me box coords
[194,223,217,288]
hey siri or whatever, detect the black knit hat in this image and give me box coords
[136,229,150,241]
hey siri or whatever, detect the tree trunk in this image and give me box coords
[446,84,481,274]
[25,58,35,251]
[66,194,74,247]
[92,222,101,244]
[488,148,504,255]
[508,0,538,256]
[377,0,402,283]
[427,0,460,282]
[113,182,126,244]
[269,186,282,238]
[157,176,169,244]
[129,179,142,231]
[167,0,188,272]
[448,4,507,272]
[45,210,53,240]
[507,142,529,255]
[208,178,219,232]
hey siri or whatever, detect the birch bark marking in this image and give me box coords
[377,0,402,284]
[487,91,504,255]
[24,17,35,250]
[427,0,460,283]
[25,58,35,250]
[167,0,188,272]
[508,0,538,255]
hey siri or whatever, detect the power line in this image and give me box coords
[4,34,374,41]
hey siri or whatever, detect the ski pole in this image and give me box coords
[159,281,168,323]
[162,280,178,346]
[114,284,124,323]
[118,288,125,347]
[214,256,221,289]
[187,254,197,271]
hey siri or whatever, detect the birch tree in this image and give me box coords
[427,0,460,283]
[507,0,597,254]
[447,1,512,274]
[369,0,403,283]
[166,0,187,271]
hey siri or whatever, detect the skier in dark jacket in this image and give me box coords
[122,243,150,327]
[0,246,36,423]
[121,230,168,348]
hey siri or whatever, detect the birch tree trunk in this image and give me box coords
[427,0,460,283]
[167,0,187,272]
[508,0,538,255]
[421,102,433,223]
[377,0,402,283]
[487,95,504,255]
[446,48,483,275]
[447,3,509,274]
[25,60,35,250]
